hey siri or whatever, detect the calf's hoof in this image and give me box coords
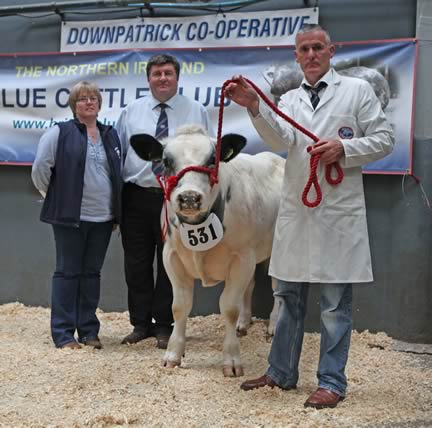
[265,332,273,343]
[223,364,244,377]
[163,351,181,368]
[236,328,248,337]
[163,360,180,368]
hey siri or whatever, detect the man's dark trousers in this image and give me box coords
[121,182,173,337]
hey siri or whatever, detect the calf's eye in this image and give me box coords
[163,158,175,174]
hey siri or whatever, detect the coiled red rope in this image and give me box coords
[219,78,344,207]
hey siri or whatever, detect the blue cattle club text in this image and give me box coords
[1,86,231,109]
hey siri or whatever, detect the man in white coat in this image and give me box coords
[225,24,394,408]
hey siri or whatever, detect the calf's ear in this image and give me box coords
[130,134,164,161]
[220,134,247,162]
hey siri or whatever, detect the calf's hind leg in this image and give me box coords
[267,276,282,338]
[220,253,255,377]
[236,274,255,336]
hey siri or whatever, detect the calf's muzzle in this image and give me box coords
[177,190,202,211]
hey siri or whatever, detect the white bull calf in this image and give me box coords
[130,125,284,377]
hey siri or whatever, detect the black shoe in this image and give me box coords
[121,329,152,345]
[155,333,170,349]
[82,337,103,349]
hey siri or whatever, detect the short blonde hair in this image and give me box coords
[68,81,102,117]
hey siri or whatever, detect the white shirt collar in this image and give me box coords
[150,93,179,110]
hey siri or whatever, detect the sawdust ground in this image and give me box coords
[0,303,431,428]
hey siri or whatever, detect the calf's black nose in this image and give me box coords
[178,191,202,210]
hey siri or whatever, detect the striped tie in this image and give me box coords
[304,82,327,110]
[155,103,169,139]
[152,103,168,176]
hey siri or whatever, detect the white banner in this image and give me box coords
[60,8,319,52]
[0,40,417,174]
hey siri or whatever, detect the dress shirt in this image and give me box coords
[116,93,212,188]
[302,81,328,109]
[302,77,329,101]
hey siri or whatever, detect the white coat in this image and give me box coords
[251,68,394,283]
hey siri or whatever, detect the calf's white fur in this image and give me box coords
[131,125,284,377]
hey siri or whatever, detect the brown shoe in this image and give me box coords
[304,388,344,409]
[156,334,170,349]
[240,374,296,391]
[82,338,103,349]
[61,341,81,350]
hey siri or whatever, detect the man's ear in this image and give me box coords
[130,134,164,161]
[329,44,335,58]
[220,134,247,162]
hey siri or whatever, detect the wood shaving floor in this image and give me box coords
[0,303,431,428]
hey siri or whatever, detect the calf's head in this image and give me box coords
[130,125,246,224]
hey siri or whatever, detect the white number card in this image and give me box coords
[179,213,224,251]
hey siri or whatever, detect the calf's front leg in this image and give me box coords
[162,250,194,368]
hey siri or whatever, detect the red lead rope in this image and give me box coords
[220,78,344,207]
[158,77,345,240]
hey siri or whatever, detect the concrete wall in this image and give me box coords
[1,0,431,343]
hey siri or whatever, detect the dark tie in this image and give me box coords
[155,103,169,140]
[304,82,327,110]
[152,103,168,176]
